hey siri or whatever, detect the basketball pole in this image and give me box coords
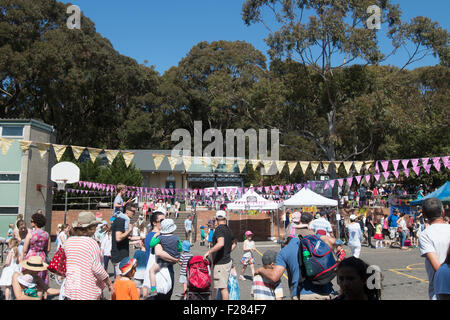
[64,188,68,225]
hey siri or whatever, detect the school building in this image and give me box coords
[0,119,56,237]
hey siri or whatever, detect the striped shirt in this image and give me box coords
[179,252,194,277]
[63,236,109,300]
[252,275,283,300]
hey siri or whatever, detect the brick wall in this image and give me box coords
[50,209,113,236]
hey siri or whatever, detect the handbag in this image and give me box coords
[48,247,66,276]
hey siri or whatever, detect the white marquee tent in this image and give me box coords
[280,187,338,208]
[227,189,279,211]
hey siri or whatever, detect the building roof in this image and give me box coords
[128,149,243,174]
[0,118,55,133]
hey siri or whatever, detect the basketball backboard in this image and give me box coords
[51,161,80,184]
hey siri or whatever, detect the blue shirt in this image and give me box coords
[388,214,399,228]
[184,219,192,231]
[276,238,301,298]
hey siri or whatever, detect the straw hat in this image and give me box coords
[72,211,101,228]
[20,256,48,272]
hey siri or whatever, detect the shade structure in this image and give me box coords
[281,187,338,208]
[227,189,279,211]
[410,181,450,205]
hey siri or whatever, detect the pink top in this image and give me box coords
[63,236,108,300]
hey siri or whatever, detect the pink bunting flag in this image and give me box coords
[355,176,362,184]
[401,159,409,170]
[329,180,335,188]
[442,156,449,169]
[324,183,329,190]
[271,185,277,191]
[412,166,420,176]
[424,165,431,174]
[346,177,353,186]
[78,181,83,187]
[279,185,284,192]
[404,168,410,178]
[364,175,371,183]
[393,171,399,179]
[381,160,389,172]
[374,174,381,182]
[392,160,400,171]
[411,159,419,168]
[338,179,344,187]
[286,185,291,192]
[264,186,270,193]
[421,157,429,167]
[382,172,390,180]
[375,162,380,173]
[433,157,441,172]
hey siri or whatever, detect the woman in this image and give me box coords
[63,211,114,300]
[12,256,59,300]
[397,213,409,250]
[22,213,51,287]
[366,211,376,249]
[334,257,382,300]
[143,210,177,300]
[56,224,70,251]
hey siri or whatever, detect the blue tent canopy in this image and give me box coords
[410,181,450,206]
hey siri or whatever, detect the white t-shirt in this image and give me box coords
[347,222,363,247]
[419,223,450,299]
[243,240,255,258]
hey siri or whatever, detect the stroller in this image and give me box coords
[185,256,212,300]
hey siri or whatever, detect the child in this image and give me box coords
[240,231,256,280]
[178,240,193,299]
[252,250,283,300]
[335,239,346,262]
[207,220,215,249]
[374,217,384,249]
[112,257,139,300]
[17,274,38,298]
[0,239,20,300]
[148,219,181,297]
[200,226,206,246]
[101,228,112,272]
[133,241,149,299]
[5,224,14,248]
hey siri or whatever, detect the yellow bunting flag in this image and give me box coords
[88,148,102,163]
[225,158,235,172]
[237,159,247,173]
[299,161,310,174]
[276,161,286,174]
[364,160,374,172]
[310,161,320,174]
[52,144,67,161]
[71,146,85,160]
[198,156,209,168]
[343,161,353,174]
[19,140,32,153]
[168,155,181,170]
[36,142,51,159]
[122,151,135,167]
[322,161,331,173]
[248,159,260,170]
[0,137,13,155]
[210,157,222,170]
[353,161,364,174]
[288,161,298,175]
[182,156,193,171]
[104,149,119,164]
[152,154,165,170]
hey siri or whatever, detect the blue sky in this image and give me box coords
[61,0,449,75]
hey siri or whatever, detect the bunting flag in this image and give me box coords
[237,160,247,173]
[374,174,381,182]
[346,177,353,186]
[337,179,344,187]
[392,160,400,172]
[412,166,421,176]
[411,158,419,168]
[343,161,353,175]
[404,168,410,178]
[122,151,135,167]
[211,158,222,170]
[168,155,180,170]
[393,170,399,179]
[353,161,364,174]
[88,148,103,163]
[52,144,67,161]
[276,161,286,174]
[19,140,32,153]
[288,161,298,175]
[198,156,209,168]
[401,159,410,170]
[299,161,310,174]
[442,156,450,169]
[380,160,389,172]
[36,142,51,159]
[382,171,390,180]
[424,164,431,174]
[248,159,260,170]
[71,145,85,160]
[0,137,13,155]
[324,182,329,190]
[152,154,165,170]
[355,176,362,184]
[375,161,380,173]
[182,156,193,171]
[329,180,335,188]
[321,161,330,173]
[225,158,235,172]
[432,157,441,172]
[421,157,429,167]
[310,161,320,174]
[364,175,371,183]
[364,161,374,171]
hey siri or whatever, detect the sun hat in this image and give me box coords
[160,218,176,234]
[119,257,137,276]
[245,230,254,237]
[17,274,36,288]
[20,256,48,272]
[292,211,301,223]
[350,214,357,221]
[72,211,101,228]
[215,210,227,220]
[181,240,191,252]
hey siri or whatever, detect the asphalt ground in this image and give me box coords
[43,237,430,300]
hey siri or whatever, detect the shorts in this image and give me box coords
[134,278,144,288]
[179,275,187,284]
[213,261,232,289]
[241,256,254,266]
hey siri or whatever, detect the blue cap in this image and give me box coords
[335,239,344,246]
[181,240,191,252]
[200,225,205,229]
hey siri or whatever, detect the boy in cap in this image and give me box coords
[178,240,194,298]
[112,257,139,300]
[252,250,283,300]
[148,218,182,297]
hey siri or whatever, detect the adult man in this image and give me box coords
[309,211,334,237]
[111,202,139,278]
[255,212,336,300]
[418,197,450,300]
[388,209,400,241]
[346,214,363,258]
[113,184,132,216]
[204,210,236,300]
[184,215,193,243]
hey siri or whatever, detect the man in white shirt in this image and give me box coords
[309,211,334,237]
[418,197,450,300]
[346,215,363,258]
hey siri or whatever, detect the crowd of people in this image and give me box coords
[0,181,448,301]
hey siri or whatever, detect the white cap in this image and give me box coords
[154,206,167,216]
[350,214,357,221]
[215,210,227,219]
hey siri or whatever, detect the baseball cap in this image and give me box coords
[245,230,253,237]
[154,206,167,216]
[215,210,227,219]
[350,214,357,221]
[292,211,301,223]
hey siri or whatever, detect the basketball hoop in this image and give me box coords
[56,179,68,191]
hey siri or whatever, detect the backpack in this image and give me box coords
[297,234,338,286]
[187,256,211,292]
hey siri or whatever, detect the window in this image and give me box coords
[1,126,23,137]
[0,173,20,182]
[0,207,19,214]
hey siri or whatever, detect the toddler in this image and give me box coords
[112,257,139,300]
[178,240,193,298]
